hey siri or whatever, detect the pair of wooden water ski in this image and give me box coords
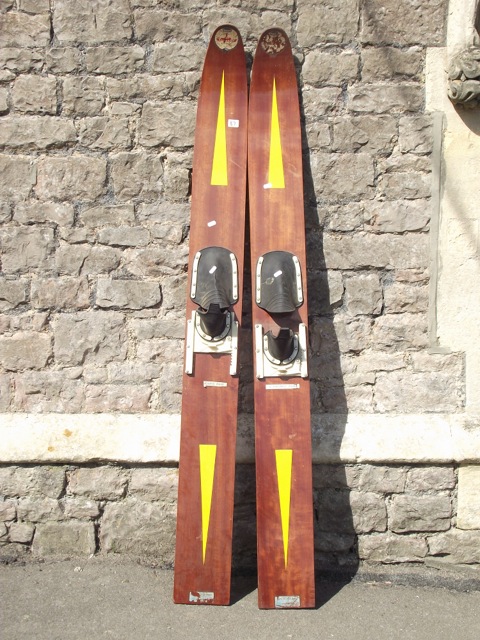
[174,25,315,609]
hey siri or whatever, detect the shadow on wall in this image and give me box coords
[300,70,359,604]
[229,55,358,607]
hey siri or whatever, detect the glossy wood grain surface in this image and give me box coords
[248,29,315,609]
[174,25,247,606]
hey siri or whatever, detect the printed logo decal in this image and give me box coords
[261,30,286,55]
[215,27,239,50]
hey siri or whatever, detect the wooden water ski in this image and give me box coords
[248,28,315,609]
[174,25,247,606]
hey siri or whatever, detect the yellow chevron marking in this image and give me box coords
[211,71,228,186]
[199,444,217,564]
[275,449,293,568]
[267,78,285,189]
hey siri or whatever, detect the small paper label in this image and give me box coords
[189,591,215,603]
[203,381,228,388]
[228,119,239,128]
[209,265,217,274]
[273,270,283,278]
[263,183,272,189]
[266,384,300,390]
[275,595,301,608]
[207,220,216,227]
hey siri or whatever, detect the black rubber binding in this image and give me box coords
[197,303,228,338]
[192,246,235,310]
[266,328,296,362]
[257,251,301,314]
[192,246,236,339]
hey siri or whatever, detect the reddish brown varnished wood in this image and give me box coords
[248,29,315,609]
[174,25,247,606]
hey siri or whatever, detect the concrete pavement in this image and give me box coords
[1,557,480,640]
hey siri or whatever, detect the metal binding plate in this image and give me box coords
[292,255,303,304]
[185,311,238,376]
[190,251,202,299]
[255,323,308,379]
[255,255,264,304]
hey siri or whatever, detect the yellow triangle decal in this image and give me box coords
[267,78,285,189]
[199,444,217,564]
[210,71,228,186]
[275,449,293,568]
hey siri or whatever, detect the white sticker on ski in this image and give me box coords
[189,591,215,603]
[265,384,300,390]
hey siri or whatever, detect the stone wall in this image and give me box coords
[2,463,480,570]
[1,0,479,568]
[0,0,460,415]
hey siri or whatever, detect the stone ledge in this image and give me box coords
[311,414,480,464]
[0,414,180,465]
[0,413,479,465]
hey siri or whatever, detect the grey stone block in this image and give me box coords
[389,495,452,533]
[32,521,96,556]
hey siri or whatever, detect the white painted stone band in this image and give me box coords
[311,414,480,465]
[0,414,180,465]
[0,413,479,465]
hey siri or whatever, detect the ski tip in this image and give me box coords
[256,28,292,57]
[211,24,242,51]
